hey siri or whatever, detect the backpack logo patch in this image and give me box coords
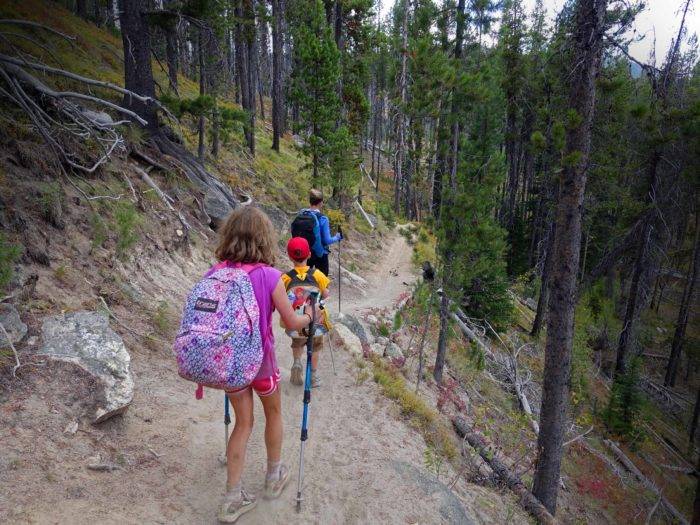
[194,297,219,312]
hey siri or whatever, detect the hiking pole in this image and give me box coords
[337,238,342,314]
[296,291,318,512]
[220,394,231,465]
[326,331,337,376]
[319,300,336,376]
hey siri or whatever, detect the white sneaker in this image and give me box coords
[218,488,257,523]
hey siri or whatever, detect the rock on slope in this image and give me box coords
[38,311,133,423]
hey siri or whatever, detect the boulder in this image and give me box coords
[375,336,390,347]
[81,109,114,127]
[369,343,384,356]
[258,203,291,235]
[0,304,27,347]
[38,311,133,424]
[525,297,537,311]
[331,324,363,357]
[384,342,404,359]
[335,312,372,345]
[365,314,379,326]
[204,189,234,230]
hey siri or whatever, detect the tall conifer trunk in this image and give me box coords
[119,0,158,129]
[433,0,465,385]
[532,0,607,514]
[394,0,409,213]
[665,211,699,386]
[271,0,284,151]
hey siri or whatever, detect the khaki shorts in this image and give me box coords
[291,335,324,353]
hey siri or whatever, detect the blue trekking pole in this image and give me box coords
[296,291,318,511]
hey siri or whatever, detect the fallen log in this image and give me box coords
[452,417,556,525]
[603,439,689,525]
[450,312,491,355]
[580,440,628,480]
[354,199,375,229]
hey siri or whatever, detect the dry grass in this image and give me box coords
[370,355,458,461]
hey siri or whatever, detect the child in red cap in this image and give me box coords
[281,237,331,387]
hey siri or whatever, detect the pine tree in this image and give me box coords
[288,0,356,190]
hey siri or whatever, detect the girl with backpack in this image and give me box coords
[206,207,313,523]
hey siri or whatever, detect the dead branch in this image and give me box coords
[2,61,147,126]
[121,173,137,202]
[133,165,191,235]
[453,417,556,525]
[130,148,170,172]
[0,321,21,377]
[645,495,663,525]
[66,176,123,201]
[581,439,629,480]
[0,53,155,104]
[0,19,76,42]
[603,439,689,525]
[563,426,594,447]
[97,296,167,344]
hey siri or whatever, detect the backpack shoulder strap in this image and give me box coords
[305,266,319,287]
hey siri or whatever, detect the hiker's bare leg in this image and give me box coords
[292,343,304,361]
[226,389,254,490]
[259,389,283,464]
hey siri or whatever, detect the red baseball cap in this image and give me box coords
[287,237,310,260]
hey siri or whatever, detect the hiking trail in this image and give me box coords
[7,231,517,524]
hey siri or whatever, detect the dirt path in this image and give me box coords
[4,232,515,524]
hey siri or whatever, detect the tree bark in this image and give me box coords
[532,0,607,515]
[531,221,555,337]
[393,0,409,214]
[235,0,256,155]
[690,387,700,448]
[197,29,206,162]
[76,0,89,19]
[693,451,700,525]
[119,0,158,129]
[615,173,657,377]
[433,286,450,384]
[271,0,283,151]
[165,24,179,92]
[665,210,699,387]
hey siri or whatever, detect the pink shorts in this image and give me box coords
[227,370,281,397]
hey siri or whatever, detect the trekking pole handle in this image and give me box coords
[308,292,319,333]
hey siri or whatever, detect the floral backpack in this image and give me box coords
[174,264,263,393]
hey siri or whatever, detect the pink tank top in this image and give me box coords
[206,261,282,379]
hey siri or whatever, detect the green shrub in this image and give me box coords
[393,310,403,331]
[0,234,22,292]
[376,201,396,229]
[39,181,64,228]
[325,208,348,234]
[115,202,142,258]
[151,300,175,337]
[54,265,68,282]
[90,213,108,248]
[604,357,647,443]
[376,321,391,337]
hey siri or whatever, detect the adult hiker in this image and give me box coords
[291,189,343,277]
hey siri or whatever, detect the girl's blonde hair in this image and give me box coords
[215,206,277,265]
